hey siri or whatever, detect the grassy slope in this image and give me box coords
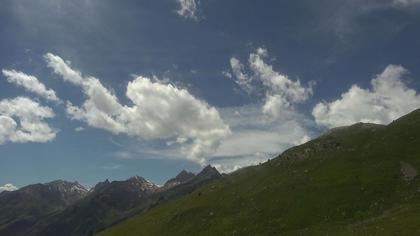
[98,110,420,236]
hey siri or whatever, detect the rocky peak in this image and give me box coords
[91,179,111,192]
[163,170,196,189]
[127,176,159,193]
[176,170,196,180]
[197,165,221,178]
[48,180,88,193]
[44,180,89,203]
[128,176,146,182]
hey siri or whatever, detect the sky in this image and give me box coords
[1,0,420,189]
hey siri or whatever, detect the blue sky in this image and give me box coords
[1,0,420,189]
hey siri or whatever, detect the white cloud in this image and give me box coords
[249,49,314,118]
[0,97,57,144]
[229,48,313,120]
[45,53,230,164]
[176,0,199,20]
[206,104,313,172]
[2,69,59,102]
[45,53,85,85]
[75,127,85,132]
[0,184,18,192]
[215,105,312,157]
[211,129,311,174]
[229,58,253,94]
[213,126,309,158]
[262,94,292,121]
[313,65,420,128]
[212,154,269,174]
[216,48,315,171]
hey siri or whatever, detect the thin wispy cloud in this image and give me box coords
[176,0,199,20]
[392,0,420,7]
[102,164,123,170]
[229,48,314,120]
[214,48,316,172]
[2,69,60,102]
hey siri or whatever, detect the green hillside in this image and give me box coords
[98,109,420,236]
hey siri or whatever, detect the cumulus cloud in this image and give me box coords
[0,97,57,144]
[0,184,18,192]
[176,0,199,20]
[2,69,59,102]
[229,48,314,120]
[313,65,420,128]
[45,53,230,164]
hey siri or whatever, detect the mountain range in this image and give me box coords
[0,166,221,236]
[3,109,420,235]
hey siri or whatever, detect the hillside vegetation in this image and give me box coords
[98,109,420,236]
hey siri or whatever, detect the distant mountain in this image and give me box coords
[159,167,221,191]
[45,180,89,204]
[0,166,221,236]
[163,170,195,190]
[33,176,159,236]
[193,165,222,183]
[146,165,222,209]
[90,179,110,192]
[98,109,420,236]
[35,167,221,236]
[0,180,88,236]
